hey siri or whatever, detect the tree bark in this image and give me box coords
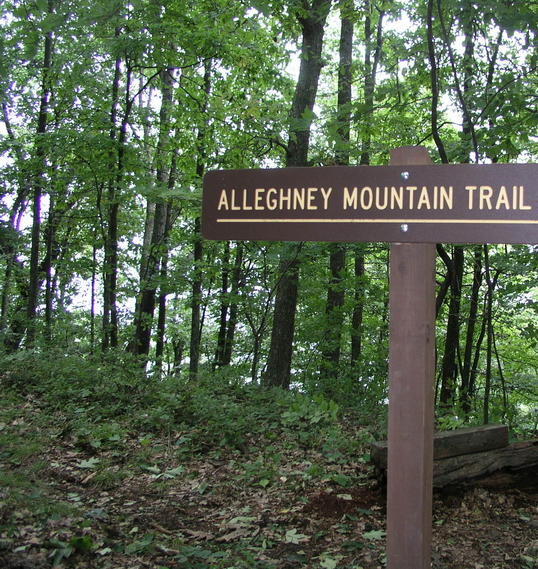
[214,242,231,369]
[351,4,384,368]
[483,244,500,424]
[319,1,353,382]
[132,69,174,357]
[360,0,384,166]
[102,36,123,351]
[461,246,482,416]
[350,248,365,367]
[189,59,212,380]
[426,0,449,163]
[263,0,332,389]
[214,242,243,369]
[26,0,54,346]
[438,245,464,409]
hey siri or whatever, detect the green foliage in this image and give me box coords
[0,0,536,444]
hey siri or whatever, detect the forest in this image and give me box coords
[1,0,537,568]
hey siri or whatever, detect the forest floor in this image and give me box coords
[0,369,537,569]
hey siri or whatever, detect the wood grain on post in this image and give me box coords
[387,146,436,569]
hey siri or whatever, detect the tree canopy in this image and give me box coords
[1,0,537,431]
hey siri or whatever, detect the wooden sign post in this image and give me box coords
[202,147,538,569]
[386,146,435,569]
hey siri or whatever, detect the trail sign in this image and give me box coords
[203,162,538,244]
[201,146,538,569]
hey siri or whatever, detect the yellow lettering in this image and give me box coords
[230,189,241,210]
[495,186,510,210]
[519,185,532,210]
[255,188,264,210]
[479,185,493,209]
[217,190,229,210]
[343,187,358,209]
[440,186,453,209]
[320,187,332,209]
[417,186,431,209]
[405,186,417,209]
[465,186,477,209]
[375,187,388,210]
[241,189,252,210]
[279,188,291,210]
[266,188,277,210]
[391,186,403,209]
[292,188,305,210]
[360,186,373,210]
[307,187,317,210]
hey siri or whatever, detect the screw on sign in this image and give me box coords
[202,146,538,569]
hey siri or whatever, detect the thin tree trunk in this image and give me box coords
[320,243,346,381]
[214,241,231,369]
[26,0,54,346]
[461,246,482,416]
[426,0,449,163]
[132,69,174,357]
[319,0,353,381]
[439,245,464,409]
[350,247,365,367]
[189,217,204,379]
[222,242,243,367]
[214,241,243,369]
[263,0,332,389]
[360,0,384,166]
[189,59,212,380]
[483,244,500,424]
[351,3,384,367]
[44,192,56,344]
[102,40,123,351]
[154,247,169,375]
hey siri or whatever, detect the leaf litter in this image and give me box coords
[0,386,537,569]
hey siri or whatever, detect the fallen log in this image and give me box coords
[432,439,538,488]
[370,424,509,470]
[370,425,538,488]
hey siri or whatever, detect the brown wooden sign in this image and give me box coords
[203,163,538,244]
[202,147,537,569]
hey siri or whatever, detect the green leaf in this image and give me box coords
[363,529,386,540]
[140,464,161,474]
[76,457,100,469]
[319,555,344,569]
[284,528,309,544]
[69,535,93,553]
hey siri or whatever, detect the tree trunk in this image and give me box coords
[132,69,174,357]
[319,1,353,382]
[351,4,384,368]
[320,243,346,381]
[438,245,464,410]
[483,244,500,424]
[102,39,123,351]
[461,246,482,416]
[189,59,212,380]
[154,151,179,375]
[189,216,204,379]
[43,192,56,344]
[263,0,332,389]
[26,0,54,347]
[214,241,231,369]
[222,242,243,367]
[214,242,243,369]
[426,0,449,163]
[359,0,384,166]
[263,244,301,388]
[350,248,365,367]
